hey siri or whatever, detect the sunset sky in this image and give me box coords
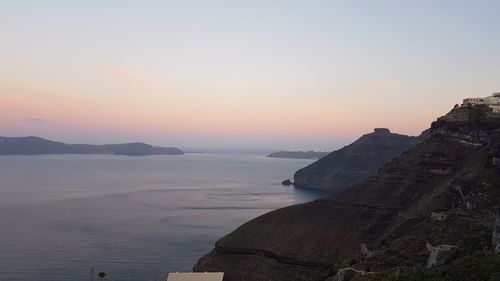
[1,1,500,150]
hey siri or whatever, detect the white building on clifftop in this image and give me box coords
[484,92,500,112]
[462,92,500,113]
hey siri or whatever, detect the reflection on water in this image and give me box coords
[0,153,328,281]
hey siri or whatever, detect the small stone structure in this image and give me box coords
[462,93,500,113]
[373,128,391,134]
[463,97,484,105]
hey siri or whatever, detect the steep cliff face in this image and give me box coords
[194,106,500,281]
[293,128,427,192]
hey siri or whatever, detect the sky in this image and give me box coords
[1,0,500,150]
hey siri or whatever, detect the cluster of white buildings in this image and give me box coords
[462,92,500,113]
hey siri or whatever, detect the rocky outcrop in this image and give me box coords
[194,106,500,281]
[292,128,428,193]
[431,105,500,153]
[0,136,184,155]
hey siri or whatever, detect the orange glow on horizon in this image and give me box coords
[0,79,441,148]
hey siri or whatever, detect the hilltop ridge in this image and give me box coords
[293,128,428,193]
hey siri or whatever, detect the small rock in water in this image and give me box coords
[282,179,292,186]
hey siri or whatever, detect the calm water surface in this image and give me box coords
[0,153,326,281]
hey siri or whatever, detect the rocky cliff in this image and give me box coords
[194,106,500,281]
[293,128,428,193]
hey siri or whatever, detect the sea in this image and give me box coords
[0,153,327,281]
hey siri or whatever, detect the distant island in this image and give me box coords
[0,136,184,156]
[266,150,329,159]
